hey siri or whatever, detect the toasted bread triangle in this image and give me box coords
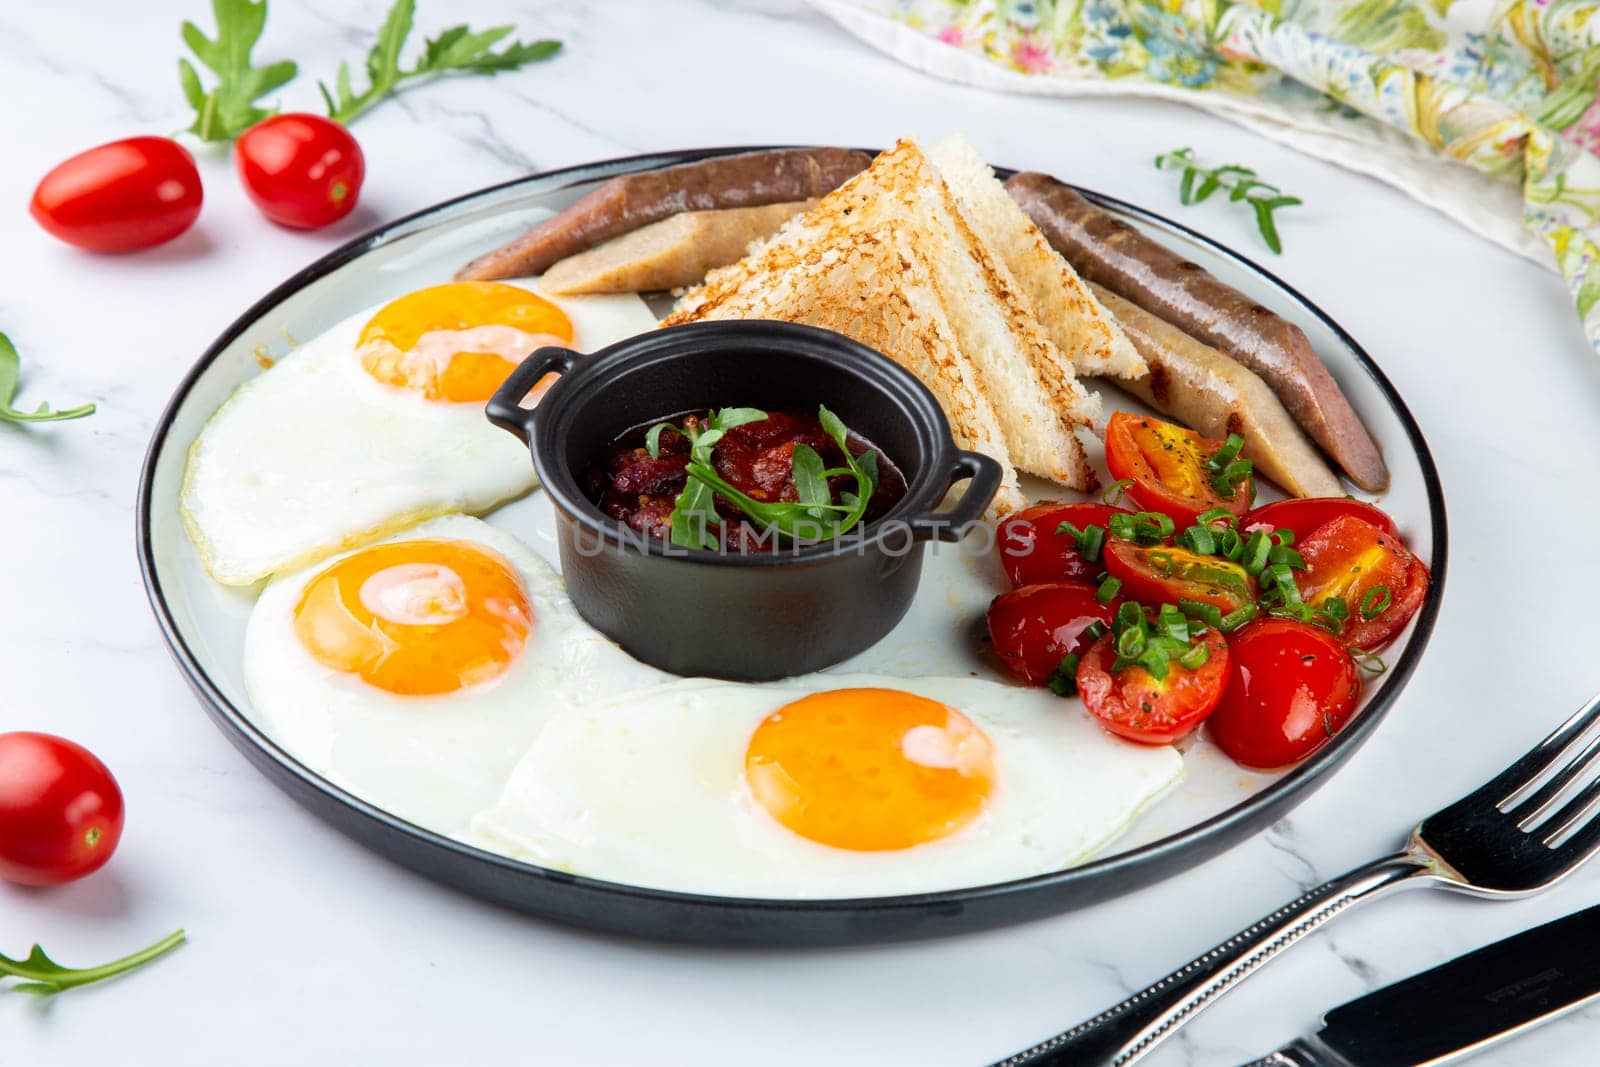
[670,139,1096,492]
[928,135,1145,382]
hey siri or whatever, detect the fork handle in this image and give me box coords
[994,851,1439,1067]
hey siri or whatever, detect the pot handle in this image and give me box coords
[909,450,1003,543]
[485,347,579,444]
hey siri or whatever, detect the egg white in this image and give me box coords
[469,674,1184,898]
[181,282,657,586]
[242,515,670,837]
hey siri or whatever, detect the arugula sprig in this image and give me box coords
[0,334,95,425]
[319,0,562,126]
[1154,148,1302,254]
[179,0,298,143]
[3,930,184,996]
[646,406,879,550]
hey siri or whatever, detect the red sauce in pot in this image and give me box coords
[585,409,908,552]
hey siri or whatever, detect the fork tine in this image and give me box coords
[1537,774,1600,845]
[1490,691,1600,806]
[1549,801,1600,861]
[1507,730,1600,824]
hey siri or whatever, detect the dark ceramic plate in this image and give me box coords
[137,149,1446,946]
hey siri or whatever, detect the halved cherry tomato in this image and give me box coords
[1103,540,1256,613]
[1208,619,1361,768]
[31,136,202,251]
[1076,630,1229,744]
[0,732,124,886]
[987,583,1119,685]
[1295,515,1429,650]
[1104,411,1252,529]
[1241,497,1399,544]
[235,114,365,229]
[996,502,1129,588]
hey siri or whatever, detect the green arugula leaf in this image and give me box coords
[320,0,562,126]
[1154,147,1301,254]
[790,444,831,518]
[708,407,767,431]
[0,334,95,425]
[3,930,185,996]
[179,0,298,143]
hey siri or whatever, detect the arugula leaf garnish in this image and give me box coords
[3,930,184,996]
[0,333,95,425]
[319,0,562,126]
[1153,147,1302,254]
[643,408,770,550]
[178,0,298,143]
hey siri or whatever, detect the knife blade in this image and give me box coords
[1246,903,1600,1066]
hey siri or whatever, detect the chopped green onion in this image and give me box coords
[1103,478,1134,506]
[1219,602,1259,632]
[1351,648,1387,674]
[1216,526,1243,560]
[1178,599,1223,629]
[1271,527,1296,547]
[1115,623,1146,659]
[1240,530,1271,575]
[1178,524,1216,555]
[1080,524,1105,564]
[1177,641,1211,670]
[1082,620,1109,643]
[1096,576,1123,604]
[1268,545,1307,571]
[1157,604,1190,642]
[1114,601,1144,632]
[1259,563,1302,605]
[1055,520,1084,540]
[1360,585,1392,620]
[1048,653,1082,696]
[1196,507,1236,526]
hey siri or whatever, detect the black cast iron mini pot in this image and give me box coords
[486,320,1001,680]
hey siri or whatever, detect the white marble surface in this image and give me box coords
[3,2,1600,1064]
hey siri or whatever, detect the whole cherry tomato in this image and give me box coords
[1102,540,1256,614]
[1076,629,1230,744]
[1295,515,1429,650]
[1207,619,1361,768]
[987,583,1119,686]
[1241,497,1399,544]
[996,502,1129,588]
[235,114,365,229]
[0,733,124,886]
[31,136,202,251]
[1104,411,1252,529]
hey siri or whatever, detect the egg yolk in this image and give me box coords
[292,539,532,695]
[358,281,573,403]
[744,688,996,852]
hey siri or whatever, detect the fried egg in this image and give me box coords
[182,280,656,585]
[242,515,668,836]
[470,675,1183,898]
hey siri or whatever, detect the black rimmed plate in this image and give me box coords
[136,149,1446,946]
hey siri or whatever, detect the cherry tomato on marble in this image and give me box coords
[0,732,124,886]
[1104,411,1252,529]
[1076,629,1229,745]
[987,583,1119,686]
[1208,619,1362,768]
[995,502,1129,588]
[1295,515,1429,651]
[1241,497,1399,544]
[235,113,364,229]
[30,136,202,251]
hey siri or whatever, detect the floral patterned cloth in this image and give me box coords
[813,0,1600,349]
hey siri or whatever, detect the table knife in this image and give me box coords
[1246,902,1600,1066]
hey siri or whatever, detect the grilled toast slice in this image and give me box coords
[664,223,1027,515]
[927,135,1144,382]
[672,138,1095,491]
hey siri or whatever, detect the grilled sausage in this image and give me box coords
[1090,284,1342,498]
[457,148,871,282]
[1006,172,1388,492]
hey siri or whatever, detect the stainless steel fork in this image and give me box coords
[995,691,1600,1067]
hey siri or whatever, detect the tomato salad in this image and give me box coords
[989,411,1429,769]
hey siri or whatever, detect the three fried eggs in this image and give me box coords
[199,278,1184,898]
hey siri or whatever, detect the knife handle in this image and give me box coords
[993,851,1439,1067]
